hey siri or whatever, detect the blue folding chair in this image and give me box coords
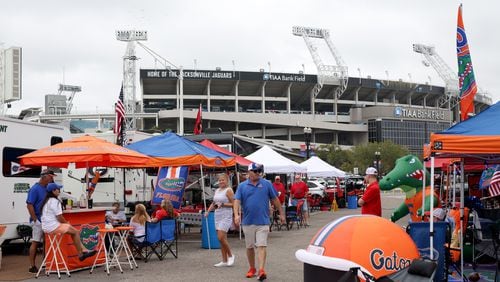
[160,219,178,259]
[131,221,162,262]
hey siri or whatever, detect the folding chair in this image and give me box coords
[130,222,162,262]
[406,222,448,282]
[160,219,178,259]
[286,205,301,230]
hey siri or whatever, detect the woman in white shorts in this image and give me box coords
[41,183,97,262]
[205,173,235,267]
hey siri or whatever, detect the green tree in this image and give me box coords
[317,141,409,175]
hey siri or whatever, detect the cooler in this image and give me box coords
[201,211,220,249]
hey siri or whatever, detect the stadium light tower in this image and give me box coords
[116,30,148,131]
[292,26,348,99]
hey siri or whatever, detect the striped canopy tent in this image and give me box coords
[126,132,236,167]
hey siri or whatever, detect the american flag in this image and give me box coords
[489,166,500,197]
[114,86,125,141]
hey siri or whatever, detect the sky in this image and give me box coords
[1,0,499,116]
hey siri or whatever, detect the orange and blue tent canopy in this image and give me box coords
[430,101,500,162]
[19,135,152,168]
[126,132,236,167]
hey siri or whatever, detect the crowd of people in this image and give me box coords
[24,163,386,280]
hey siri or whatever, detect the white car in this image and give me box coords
[307,180,326,198]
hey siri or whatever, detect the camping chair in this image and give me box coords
[286,205,301,230]
[160,219,178,259]
[16,225,32,255]
[471,211,499,270]
[406,222,448,282]
[269,206,282,231]
[375,258,437,282]
[130,221,162,262]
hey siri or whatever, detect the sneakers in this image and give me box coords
[257,269,267,281]
[246,267,257,278]
[227,255,235,266]
[214,261,228,267]
[79,250,97,261]
[28,266,38,274]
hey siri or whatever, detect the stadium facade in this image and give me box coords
[139,68,491,155]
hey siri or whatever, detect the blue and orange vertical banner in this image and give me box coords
[457,4,478,121]
[153,166,189,209]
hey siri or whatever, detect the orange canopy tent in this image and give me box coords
[199,139,252,166]
[430,101,500,163]
[19,135,152,168]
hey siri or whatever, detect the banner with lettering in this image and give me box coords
[152,166,189,209]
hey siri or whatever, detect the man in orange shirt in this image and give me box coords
[358,167,381,216]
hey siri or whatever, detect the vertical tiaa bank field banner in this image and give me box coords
[153,166,189,209]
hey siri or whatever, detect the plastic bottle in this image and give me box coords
[79,194,87,208]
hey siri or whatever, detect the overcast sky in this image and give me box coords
[1,0,498,116]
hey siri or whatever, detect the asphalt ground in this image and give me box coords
[28,192,407,282]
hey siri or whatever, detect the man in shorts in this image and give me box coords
[26,169,55,273]
[290,175,310,226]
[234,163,285,280]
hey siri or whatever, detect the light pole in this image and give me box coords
[374,151,381,179]
[303,127,312,160]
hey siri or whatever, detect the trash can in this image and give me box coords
[202,211,220,249]
[347,195,357,209]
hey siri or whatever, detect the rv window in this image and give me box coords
[51,136,63,145]
[3,147,41,178]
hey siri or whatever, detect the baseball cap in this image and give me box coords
[433,208,446,221]
[40,169,57,177]
[47,183,63,193]
[365,167,378,175]
[248,163,264,173]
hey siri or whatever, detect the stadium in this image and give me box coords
[140,67,491,155]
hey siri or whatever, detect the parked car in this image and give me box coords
[306,180,326,198]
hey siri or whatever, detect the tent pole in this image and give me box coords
[452,163,457,207]
[235,164,242,240]
[422,161,426,221]
[430,155,435,260]
[460,159,465,277]
[200,164,210,250]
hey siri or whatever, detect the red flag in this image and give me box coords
[114,86,125,137]
[457,4,478,121]
[194,104,202,135]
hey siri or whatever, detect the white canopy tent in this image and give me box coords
[300,156,346,178]
[246,145,306,173]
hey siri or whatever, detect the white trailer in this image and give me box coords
[0,117,71,246]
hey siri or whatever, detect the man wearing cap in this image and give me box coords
[26,169,55,273]
[234,163,285,280]
[272,176,286,205]
[290,174,310,226]
[358,167,381,216]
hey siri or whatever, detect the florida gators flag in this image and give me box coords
[193,104,202,135]
[457,4,478,121]
[153,166,189,209]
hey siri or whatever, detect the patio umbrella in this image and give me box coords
[19,135,152,168]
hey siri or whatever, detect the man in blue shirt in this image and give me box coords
[234,163,285,281]
[26,169,56,273]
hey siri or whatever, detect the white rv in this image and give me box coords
[0,117,71,246]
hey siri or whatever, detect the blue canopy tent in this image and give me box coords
[126,132,237,249]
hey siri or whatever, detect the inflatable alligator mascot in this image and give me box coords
[379,155,440,222]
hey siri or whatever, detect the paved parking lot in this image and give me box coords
[27,193,406,282]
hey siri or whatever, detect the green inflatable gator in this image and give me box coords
[379,155,440,222]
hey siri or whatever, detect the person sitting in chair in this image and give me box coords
[151,199,180,222]
[105,202,127,226]
[41,183,97,261]
[129,204,151,243]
